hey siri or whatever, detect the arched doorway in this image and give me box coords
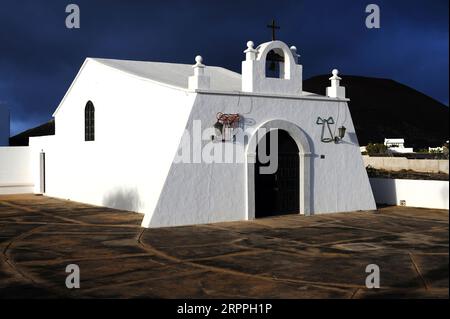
[255,130,300,217]
[246,119,312,220]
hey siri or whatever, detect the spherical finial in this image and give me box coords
[195,55,203,64]
[332,69,339,76]
[290,46,297,52]
[247,41,254,49]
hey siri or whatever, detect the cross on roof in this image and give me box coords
[267,19,280,41]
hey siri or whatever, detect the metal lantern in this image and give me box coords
[338,126,346,139]
[213,121,223,136]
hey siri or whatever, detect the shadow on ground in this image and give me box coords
[0,194,448,298]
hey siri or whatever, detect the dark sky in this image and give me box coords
[0,0,448,135]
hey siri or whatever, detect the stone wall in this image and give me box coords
[363,156,449,174]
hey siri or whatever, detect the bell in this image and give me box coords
[269,61,276,71]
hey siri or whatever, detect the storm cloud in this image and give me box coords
[0,0,448,135]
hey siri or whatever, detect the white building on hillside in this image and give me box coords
[429,146,444,153]
[26,39,376,228]
[384,138,414,154]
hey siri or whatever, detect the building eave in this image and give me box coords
[192,89,350,102]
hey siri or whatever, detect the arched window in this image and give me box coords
[265,49,285,79]
[85,101,95,141]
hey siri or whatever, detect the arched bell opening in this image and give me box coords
[265,49,285,79]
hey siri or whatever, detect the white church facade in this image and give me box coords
[26,39,376,228]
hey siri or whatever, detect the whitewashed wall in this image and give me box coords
[30,59,196,222]
[0,147,34,194]
[370,178,449,209]
[0,106,9,146]
[148,92,376,227]
[363,156,449,174]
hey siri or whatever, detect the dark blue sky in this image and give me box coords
[0,0,448,135]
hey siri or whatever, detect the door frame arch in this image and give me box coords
[246,119,312,219]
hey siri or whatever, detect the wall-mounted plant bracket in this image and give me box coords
[212,112,240,142]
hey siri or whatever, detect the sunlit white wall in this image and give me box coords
[30,59,196,221]
[0,146,33,194]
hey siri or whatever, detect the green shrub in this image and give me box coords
[366,143,388,156]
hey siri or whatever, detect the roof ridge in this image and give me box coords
[90,58,242,91]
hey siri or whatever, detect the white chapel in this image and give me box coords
[25,39,376,228]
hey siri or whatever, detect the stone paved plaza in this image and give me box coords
[0,194,448,298]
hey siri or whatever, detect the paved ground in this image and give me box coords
[0,194,448,299]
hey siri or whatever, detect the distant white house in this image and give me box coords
[0,104,9,146]
[429,140,449,153]
[429,146,444,153]
[384,138,414,154]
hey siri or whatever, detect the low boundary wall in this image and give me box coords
[369,178,449,210]
[0,147,34,194]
